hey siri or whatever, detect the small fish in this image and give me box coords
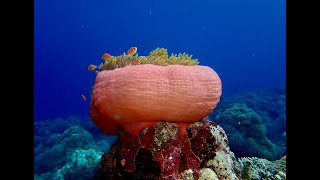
[127,47,137,56]
[95,70,100,75]
[101,53,112,61]
[88,64,97,71]
[81,94,86,101]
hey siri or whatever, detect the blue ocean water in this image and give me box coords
[34,0,285,121]
[34,0,286,178]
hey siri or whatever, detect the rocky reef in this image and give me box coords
[33,115,286,179]
[94,118,238,180]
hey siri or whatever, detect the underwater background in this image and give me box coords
[34,0,286,179]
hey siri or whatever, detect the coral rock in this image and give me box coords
[90,64,222,135]
[94,119,238,179]
[234,155,286,180]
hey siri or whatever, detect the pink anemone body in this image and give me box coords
[90,64,222,135]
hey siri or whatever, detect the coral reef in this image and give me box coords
[34,126,96,174]
[213,103,282,160]
[198,168,219,180]
[90,63,222,135]
[34,116,117,179]
[97,48,199,71]
[53,149,103,180]
[34,116,117,145]
[34,143,67,174]
[94,119,238,179]
[210,88,286,160]
[213,88,286,146]
[234,155,286,180]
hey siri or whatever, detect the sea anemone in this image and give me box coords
[97,48,199,70]
[89,47,222,135]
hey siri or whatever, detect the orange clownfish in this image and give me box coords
[127,47,137,56]
[81,94,86,101]
[88,64,97,71]
[95,70,100,75]
[102,53,112,61]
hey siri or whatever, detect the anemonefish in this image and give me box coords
[127,47,137,56]
[101,53,112,61]
[81,94,86,101]
[95,70,100,75]
[88,64,97,71]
